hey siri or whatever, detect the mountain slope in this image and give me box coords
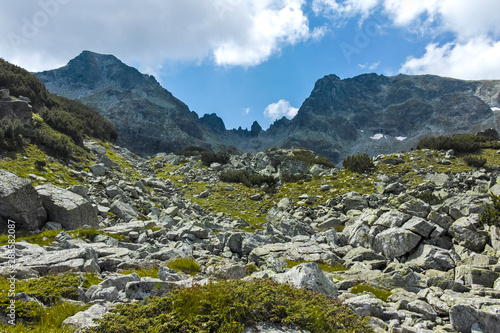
[264,73,500,162]
[35,51,234,156]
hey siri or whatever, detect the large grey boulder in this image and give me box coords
[0,170,46,230]
[450,304,500,333]
[374,209,410,228]
[35,184,98,230]
[372,227,421,259]
[399,198,430,218]
[341,192,368,211]
[62,304,109,331]
[449,215,489,253]
[407,244,456,271]
[110,201,138,222]
[266,208,314,237]
[272,262,338,298]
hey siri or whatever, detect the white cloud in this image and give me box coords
[314,0,500,79]
[400,37,500,79]
[0,0,321,72]
[264,100,298,120]
[358,61,380,71]
[243,107,251,115]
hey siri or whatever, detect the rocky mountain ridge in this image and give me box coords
[36,51,500,164]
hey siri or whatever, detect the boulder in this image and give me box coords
[0,170,47,230]
[402,217,435,238]
[35,184,99,230]
[399,198,430,218]
[125,279,173,300]
[110,201,138,222]
[341,192,368,211]
[208,263,247,280]
[450,304,500,333]
[449,216,489,253]
[272,262,338,298]
[374,209,411,228]
[407,244,456,271]
[62,304,109,331]
[372,228,421,259]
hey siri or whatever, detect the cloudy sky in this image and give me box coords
[2,0,500,130]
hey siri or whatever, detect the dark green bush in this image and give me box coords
[34,128,73,158]
[414,192,444,205]
[175,146,207,156]
[463,155,487,168]
[220,169,277,189]
[343,153,374,173]
[290,149,335,168]
[0,117,25,150]
[89,279,373,333]
[416,134,481,153]
[200,151,230,166]
[480,193,500,227]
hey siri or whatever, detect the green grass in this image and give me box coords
[286,260,349,273]
[0,144,86,187]
[88,279,373,333]
[0,228,125,247]
[0,273,101,331]
[166,258,201,276]
[119,267,160,278]
[350,284,392,302]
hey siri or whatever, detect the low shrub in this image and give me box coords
[0,117,25,150]
[350,284,392,302]
[220,169,277,188]
[343,153,374,173]
[416,134,481,153]
[290,149,334,168]
[480,193,500,227]
[200,151,230,166]
[166,257,201,275]
[463,155,487,168]
[89,279,373,333]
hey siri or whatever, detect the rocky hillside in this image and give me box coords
[36,52,500,164]
[2,125,500,331]
[35,51,241,157]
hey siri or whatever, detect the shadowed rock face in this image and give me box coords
[36,52,500,163]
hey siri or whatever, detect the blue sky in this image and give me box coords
[2,0,500,130]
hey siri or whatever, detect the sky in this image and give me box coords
[1,0,500,130]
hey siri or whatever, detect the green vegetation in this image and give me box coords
[219,169,277,189]
[415,134,499,153]
[480,193,500,228]
[286,260,349,273]
[463,155,487,168]
[119,267,160,278]
[200,151,230,166]
[0,273,101,331]
[166,258,201,276]
[0,58,117,160]
[343,153,375,173]
[89,279,373,333]
[350,284,392,302]
[0,227,125,247]
[290,149,334,168]
[413,192,444,205]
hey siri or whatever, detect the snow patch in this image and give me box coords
[395,136,407,141]
[371,134,384,140]
[491,107,500,112]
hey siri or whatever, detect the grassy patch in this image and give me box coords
[0,144,86,187]
[0,228,125,247]
[166,258,201,276]
[350,284,392,302]
[0,273,100,330]
[118,267,160,278]
[89,279,373,333]
[286,260,349,273]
